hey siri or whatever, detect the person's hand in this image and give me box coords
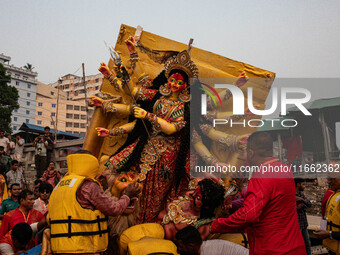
[95,127,110,137]
[98,62,112,78]
[134,107,148,119]
[239,134,250,146]
[296,196,307,204]
[313,230,331,239]
[124,183,141,198]
[296,203,304,209]
[88,96,103,107]
[235,71,249,87]
[125,36,137,53]
[15,251,27,255]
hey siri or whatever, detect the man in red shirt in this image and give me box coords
[210,132,306,255]
[0,222,33,254]
[0,189,44,237]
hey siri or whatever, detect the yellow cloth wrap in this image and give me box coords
[119,223,165,253]
[127,238,178,255]
[66,153,99,178]
[209,233,248,248]
[323,191,340,253]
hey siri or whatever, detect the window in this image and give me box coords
[50,121,54,125]
[27,84,31,89]
[74,106,80,111]
[67,105,73,110]
[95,86,99,90]
[52,104,56,108]
[26,110,30,115]
[81,115,86,120]
[65,85,69,89]
[38,102,43,107]
[26,119,29,124]
[74,123,79,128]
[37,120,42,125]
[51,91,54,95]
[16,81,19,86]
[14,109,18,113]
[80,132,86,136]
[74,114,79,119]
[13,126,17,131]
[51,112,55,117]
[66,113,73,119]
[38,112,42,116]
[27,92,31,97]
[95,78,99,83]
[26,101,30,106]
[81,106,86,111]
[81,123,86,128]
[66,122,72,127]
[14,117,17,121]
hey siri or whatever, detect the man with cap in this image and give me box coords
[210,132,306,254]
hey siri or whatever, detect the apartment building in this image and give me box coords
[35,82,89,136]
[50,73,103,101]
[0,53,38,132]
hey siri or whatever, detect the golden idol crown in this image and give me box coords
[164,50,199,82]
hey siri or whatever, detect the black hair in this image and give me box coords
[11,160,18,165]
[175,226,202,246]
[247,132,273,157]
[39,182,53,194]
[0,146,4,150]
[11,223,33,245]
[0,164,6,175]
[18,189,33,204]
[10,183,20,190]
[295,178,304,187]
[34,179,43,186]
[198,179,225,219]
[44,126,50,131]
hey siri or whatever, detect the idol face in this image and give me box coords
[168,73,186,93]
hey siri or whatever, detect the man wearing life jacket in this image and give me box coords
[49,150,141,254]
[314,174,340,255]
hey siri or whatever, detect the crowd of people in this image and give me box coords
[0,129,339,254]
[0,127,63,254]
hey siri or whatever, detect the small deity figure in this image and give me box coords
[158,179,225,241]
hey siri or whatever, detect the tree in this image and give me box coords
[0,63,19,134]
[23,63,34,71]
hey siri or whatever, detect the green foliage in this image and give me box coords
[0,63,19,134]
[23,63,34,71]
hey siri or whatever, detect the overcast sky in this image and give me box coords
[1,0,339,85]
